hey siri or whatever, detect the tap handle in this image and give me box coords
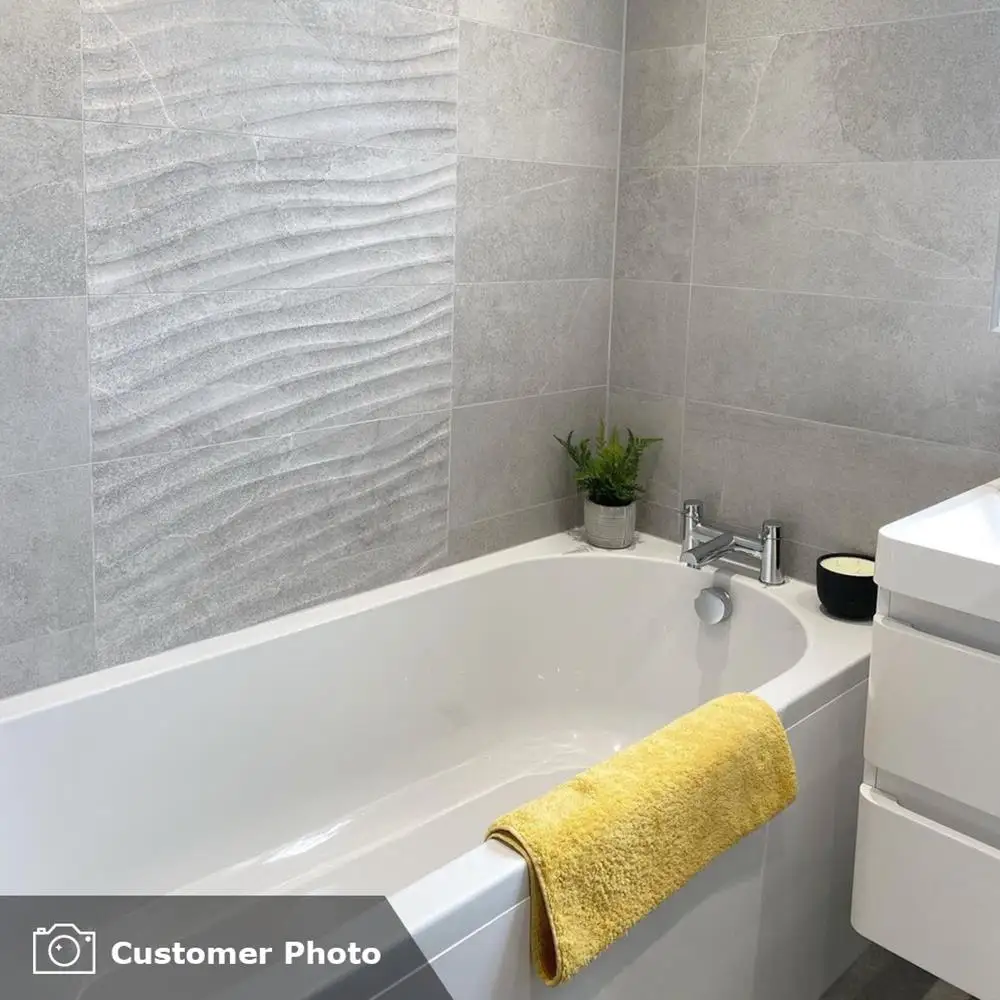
[759,520,785,586]
[682,499,704,524]
[761,519,782,540]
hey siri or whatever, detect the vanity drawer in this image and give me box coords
[853,784,1000,1000]
[866,616,1000,817]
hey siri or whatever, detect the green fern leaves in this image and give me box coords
[554,421,661,508]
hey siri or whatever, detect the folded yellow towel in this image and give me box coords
[486,692,797,986]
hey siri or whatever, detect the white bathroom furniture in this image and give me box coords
[852,479,1000,1000]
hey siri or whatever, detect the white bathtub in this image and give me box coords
[1,532,871,1000]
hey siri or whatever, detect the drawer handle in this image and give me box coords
[862,785,1000,863]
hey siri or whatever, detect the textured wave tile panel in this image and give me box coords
[85,124,457,293]
[82,0,457,149]
[93,412,449,664]
[90,286,453,460]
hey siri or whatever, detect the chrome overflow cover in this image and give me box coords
[695,586,732,625]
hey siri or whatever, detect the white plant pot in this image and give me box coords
[583,499,637,549]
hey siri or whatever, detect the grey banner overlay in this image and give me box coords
[0,896,455,1000]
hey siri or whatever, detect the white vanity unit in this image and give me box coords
[852,480,1000,1000]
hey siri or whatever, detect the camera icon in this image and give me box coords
[32,924,97,975]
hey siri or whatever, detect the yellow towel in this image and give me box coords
[486,692,797,986]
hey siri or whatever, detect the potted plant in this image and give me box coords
[555,422,661,549]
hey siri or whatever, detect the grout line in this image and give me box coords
[78,7,100,633]
[678,2,712,508]
[683,281,992,312]
[457,150,618,171]
[596,278,993,312]
[705,4,1000,47]
[682,397,1000,454]
[83,406,455,470]
[452,384,607,412]
[697,158,1000,168]
[8,107,999,172]
[457,14,626,54]
[454,495,580,532]
[444,30,463,558]
[1,109,463,159]
[604,0,629,427]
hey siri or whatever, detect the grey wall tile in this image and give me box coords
[688,285,999,449]
[447,496,580,563]
[458,21,622,167]
[783,540,826,584]
[0,117,85,297]
[681,401,1000,553]
[626,0,707,49]
[453,280,610,404]
[703,16,1000,164]
[610,280,689,396]
[694,162,1000,306]
[83,0,458,149]
[0,626,97,700]
[85,124,457,293]
[637,500,682,542]
[0,467,94,648]
[708,0,1000,43]
[93,413,449,664]
[0,0,82,118]
[608,387,684,509]
[90,288,453,460]
[621,45,704,169]
[458,0,625,49]
[449,387,604,525]
[456,157,617,282]
[615,167,697,282]
[0,298,90,475]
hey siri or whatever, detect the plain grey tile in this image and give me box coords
[694,162,1000,307]
[621,45,704,168]
[447,496,581,563]
[93,414,449,664]
[83,0,457,149]
[0,466,94,648]
[610,280,689,395]
[449,387,604,525]
[90,288,453,460]
[607,387,684,509]
[85,124,457,293]
[458,21,622,167]
[456,157,617,282]
[0,0,82,118]
[0,117,85,297]
[637,500,682,542]
[709,0,1000,43]
[0,298,90,475]
[459,0,625,48]
[681,401,1000,553]
[688,285,1000,449]
[782,540,826,584]
[0,625,97,700]
[627,0,707,48]
[615,167,697,282]
[453,280,610,404]
[703,16,1000,164]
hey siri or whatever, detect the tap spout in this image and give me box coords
[680,532,736,569]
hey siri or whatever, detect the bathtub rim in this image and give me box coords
[0,532,870,728]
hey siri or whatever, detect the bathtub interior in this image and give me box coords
[1,535,859,901]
